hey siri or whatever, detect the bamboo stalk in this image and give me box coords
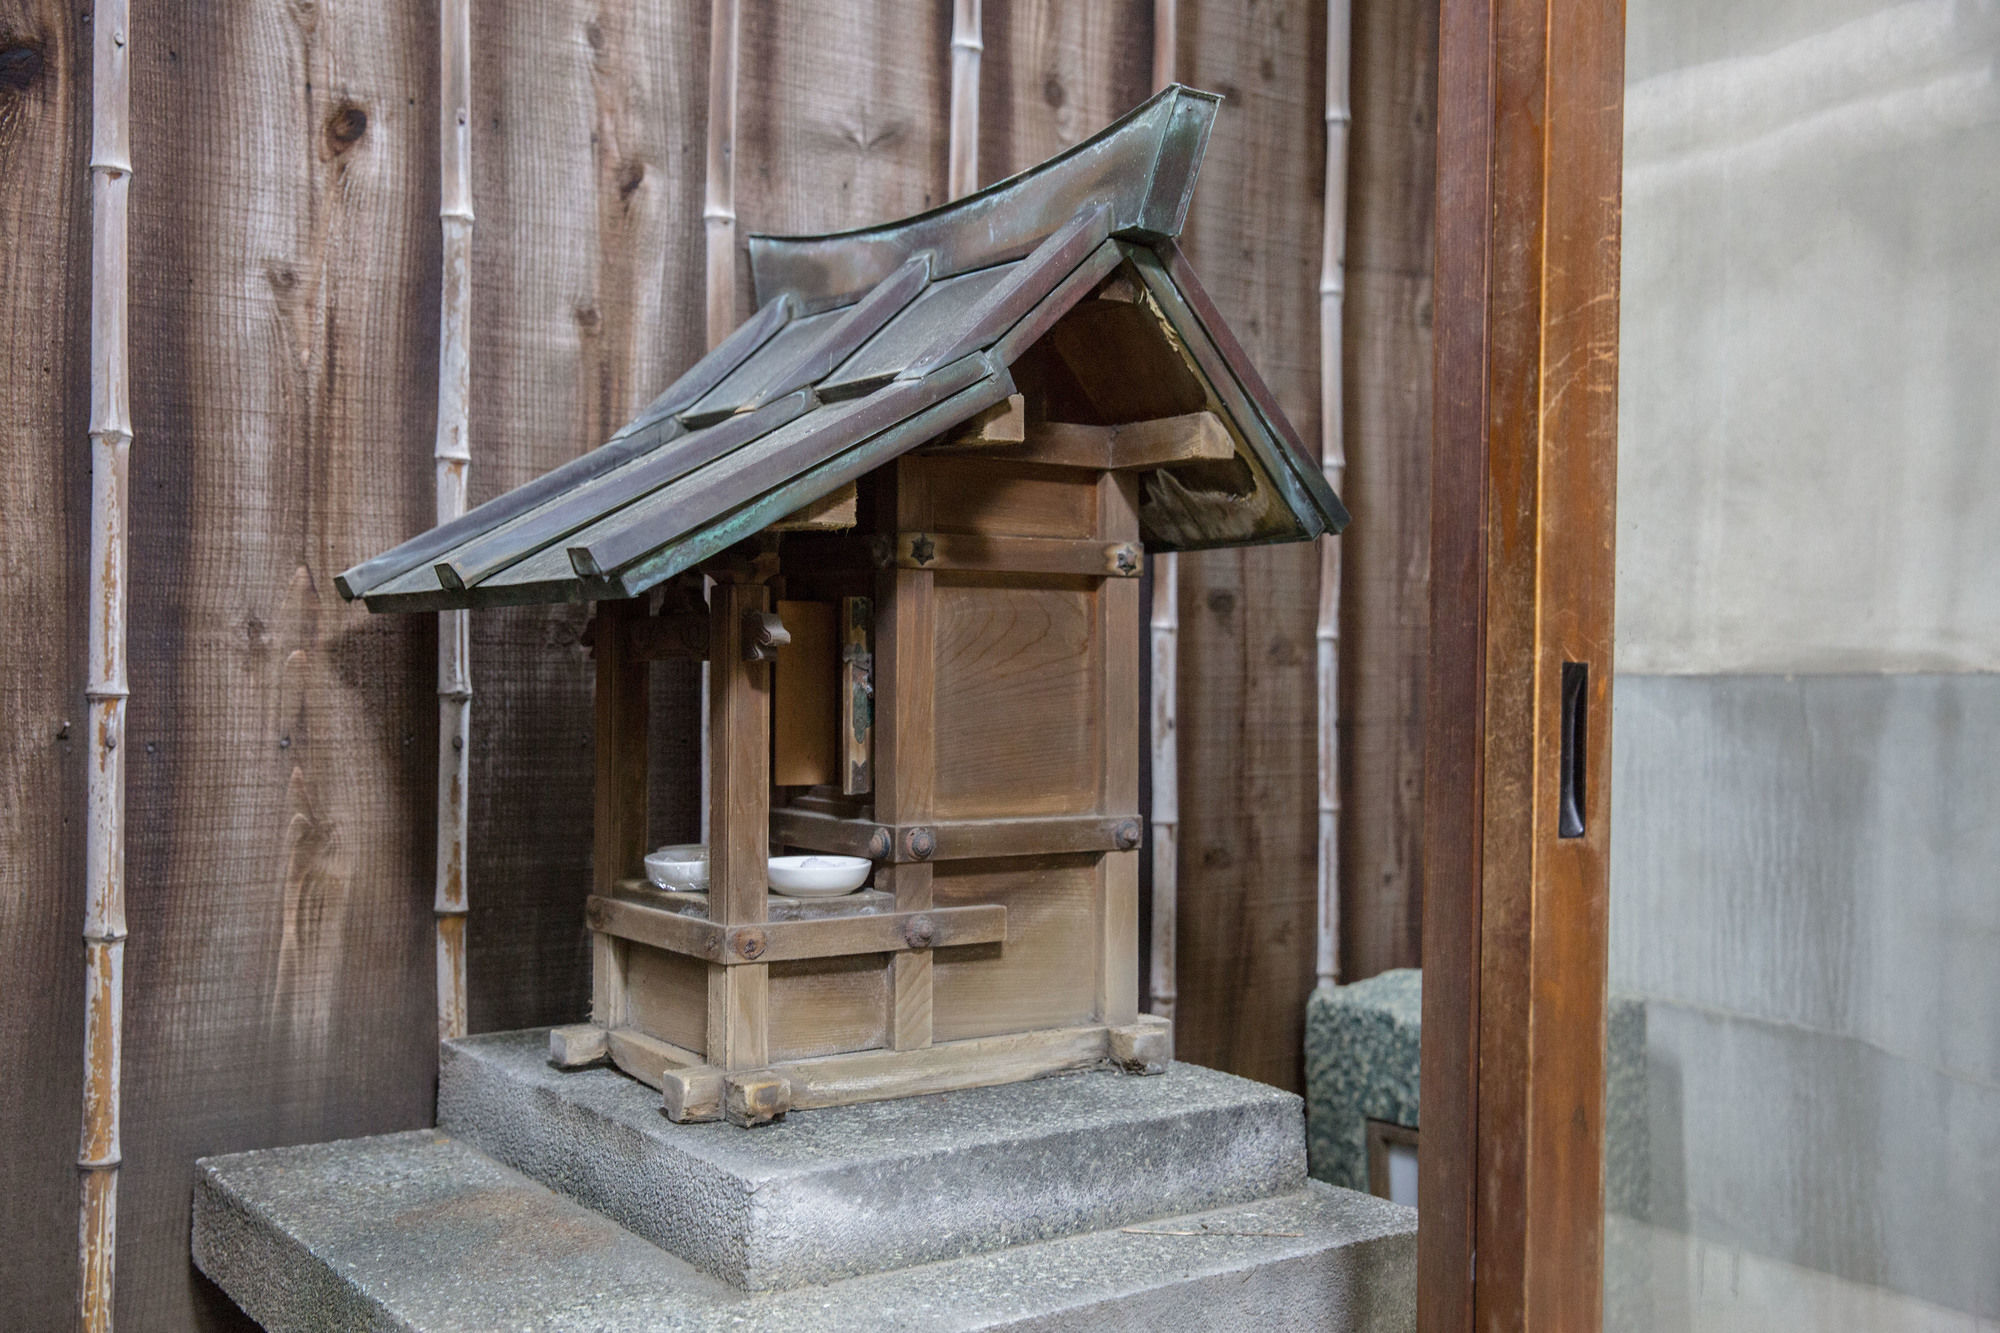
[1146,0,1179,1020]
[704,0,740,350]
[1316,0,1353,990]
[700,0,743,838]
[435,0,473,1039]
[79,0,132,1325]
[948,0,983,200]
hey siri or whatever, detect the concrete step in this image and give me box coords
[194,1129,1417,1333]
[438,1028,1309,1291]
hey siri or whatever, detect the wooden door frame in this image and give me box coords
[1417,0,1625,1329]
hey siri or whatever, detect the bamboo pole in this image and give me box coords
[1146,0,1179,1020]
[79,0,132,1325]
[1315,0,1353,990]
[435,0,473,1039]
[704,0,739,350]
[948,0,983,200]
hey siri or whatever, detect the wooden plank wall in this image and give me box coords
[1171,0,1330,1093]
[1340,0,1436,981]
[0,0,91,1320]
[0,2,1431,1324]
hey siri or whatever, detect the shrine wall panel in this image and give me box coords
[932,578,1100,820]
[933,854,1102,1042]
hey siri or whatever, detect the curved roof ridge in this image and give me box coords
[747,84,1219,308]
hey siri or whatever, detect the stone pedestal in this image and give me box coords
[195,1029,1416,1331]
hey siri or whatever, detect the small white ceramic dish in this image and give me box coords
[767,854,871,899]
[644,843,709,890]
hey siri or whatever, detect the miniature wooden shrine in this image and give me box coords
[338,86,1347,1127]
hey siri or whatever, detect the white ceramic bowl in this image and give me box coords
[644,843,709,890]
[767,854,871,899]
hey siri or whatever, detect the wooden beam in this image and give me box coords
[706,580,771,1070]
[1097,471,1142,1029]
[768,481,858,532]
[770,809,1144,862]
[585,894,1007,965]
[937,392,1026,447]
[883,532,1142,579]
[877,460,936,1051]
[1420,0,1624,1328]
[924,411,1235,472]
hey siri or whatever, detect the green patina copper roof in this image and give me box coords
[339,85,1348,613]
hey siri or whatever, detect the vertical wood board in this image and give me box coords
[0,3,90,1324]
[117,4,439,1323]
[464,0,707,1037]
[735,0,950,313]
[1338,0,1435,982]
[979,1,1151,184]
[1170,0,1326,1094]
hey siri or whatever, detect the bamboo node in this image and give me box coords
[77,1155,122,1171]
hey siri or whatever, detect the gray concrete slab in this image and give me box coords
[438,1029,1308,1291]
[194,1130,1416,1332]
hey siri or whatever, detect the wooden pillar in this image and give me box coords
[592,598,650,1032]
[876,460,935,1051]
[1419,0,1624,1328]
[1097,471,1141,1028]
[706,579,771,1072]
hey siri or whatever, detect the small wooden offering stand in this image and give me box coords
[338,86,1348,1126]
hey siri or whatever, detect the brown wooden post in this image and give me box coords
[1097,471,1142,1028]
[593,598,650,1032]
[1419,0,1624,1328]
[707,579,772,1072]
[876,459,936,1051]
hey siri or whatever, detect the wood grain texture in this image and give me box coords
[979,0,1151,183]
[593,598,649,899]
[1420,0,1623,1326]
[0,3,89,1324]
[115,5,439,1326]
[735,0,950,311]
[933,580,1098,817]
[1171,0,1326,1094]
[706,580,771,1069]
[1338,0,1435,982]
[463,0,706,1038]
[933,854,1100,1041]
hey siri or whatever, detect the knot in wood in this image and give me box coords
[732,928,767,961]
[903,915,936,949]
[324,102,369,154]
[0,40,46,96]
[902,826,936,861]
[1115,818,1143,849]
[867,827,894,861]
